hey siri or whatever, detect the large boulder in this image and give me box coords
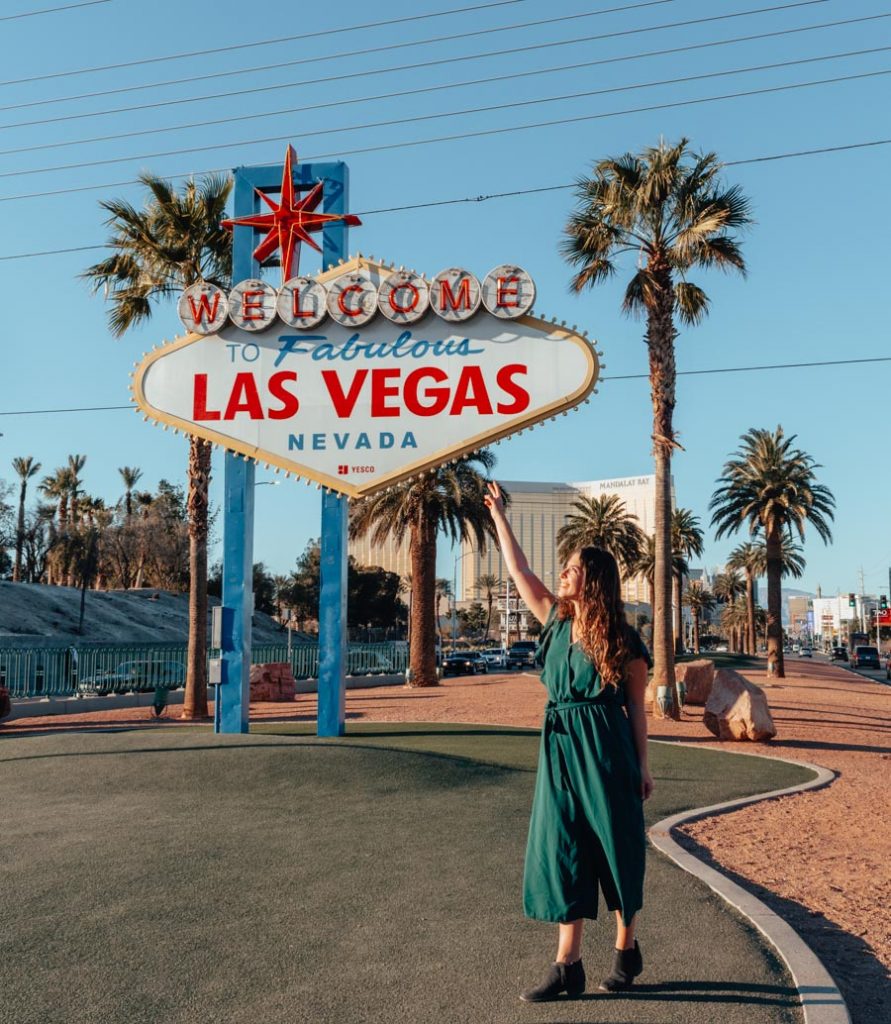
[249,662,296,702]
[677,659,715,705]
[703,668,777,741]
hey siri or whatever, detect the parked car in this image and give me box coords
[885,654,891,680]
[851,645,881,670]
[79,660,185,695]
[442,652,489,677]
[479,647,508,669]
[507,640,539,669]
[799,646,812,658]
[830,646,848,662]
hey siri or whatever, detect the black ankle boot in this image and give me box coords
[520,959,586,1002]
[598,940,643,992]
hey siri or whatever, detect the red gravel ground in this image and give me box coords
[4,657,889,1022]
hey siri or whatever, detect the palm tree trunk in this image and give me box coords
[745,569,756,655]
[692,609,700,654]
[13,480,27,582]
[766,525,785,678]
[485,593,493,639]
[673,572,684,655]
[647,271,679,718]
[409,515,438,687]
[182,437,211,719]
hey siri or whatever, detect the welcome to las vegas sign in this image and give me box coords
[131,254,600,499]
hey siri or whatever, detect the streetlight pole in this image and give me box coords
[451,547,474,651]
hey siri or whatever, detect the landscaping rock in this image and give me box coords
[703,668,777,741]
[249,662,296,702]
[677,659,715,705]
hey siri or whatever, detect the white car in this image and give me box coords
[480,648,508,669]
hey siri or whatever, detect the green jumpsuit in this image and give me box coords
[523,605,649,926]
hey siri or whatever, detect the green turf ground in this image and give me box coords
[0,724,813,1024]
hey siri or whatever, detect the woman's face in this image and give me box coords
[557,551,584,601]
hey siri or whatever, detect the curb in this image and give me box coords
[648,743,849,1024]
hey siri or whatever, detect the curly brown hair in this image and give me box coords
[557,546,634,687]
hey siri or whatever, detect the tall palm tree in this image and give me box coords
[66,454,87,524]
[83,171,233,719]
[349,451,500,687]
[713,570,745,611]
[11,457,41,582]
[672,508,704,655]
[556,493,646,571]
[721,598,749,654]
[435,578,452,642]
[563,138,750,716]
[39,468,72,586]
[684,579,715,655]
[727,541,761,655]
[474,572,502,640]
[118,466,143,519]
[710,426,834,678]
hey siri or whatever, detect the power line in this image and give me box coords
[0,0,825,129]
[5,10,886,159]
[0,0,110,20]
[8,45,887,181]
[3,355,889,418]
[0,0,650,89]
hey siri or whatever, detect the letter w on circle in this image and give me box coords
[188,292,220,324]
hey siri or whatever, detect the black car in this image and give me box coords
[829,646,848,662]
[851,645,881,670]
[507,641,538,668]
[442,652,489,677]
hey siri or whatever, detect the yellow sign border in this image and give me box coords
[132,256,600,498]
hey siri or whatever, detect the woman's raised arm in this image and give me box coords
[484,481,555,625]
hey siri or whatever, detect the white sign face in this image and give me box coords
[135,257,599,497]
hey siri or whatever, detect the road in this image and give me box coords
[793,649,890,686]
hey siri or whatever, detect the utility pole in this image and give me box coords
[504,575,511,650]
[858,566,866,632]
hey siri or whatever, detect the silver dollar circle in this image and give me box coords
[326,271,377,327]
[481,265,535,319]
[228,279,278,332]
[377,270,430,324]
[277,276,328,329]
[429,267,481,322]
[179,282,229,335]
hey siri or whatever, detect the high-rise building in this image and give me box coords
[460,474,673,607]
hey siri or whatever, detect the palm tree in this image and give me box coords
[710,426,834,678]
[727,541,761,655]
[349,451,500,687]
[684,579,715,655]
[435,578,452,642]
[474,572,502,640]
[118,466,143,519]
[39,468,73,586]
[563,138,750,716]
[713,570,745,611]
[556,493,645,571]
[721,598,749,654]
[672,508,704,655]
[66,454,87,524]
[83,171,233,719]
[633,535,687,613]
[11,457,41,582]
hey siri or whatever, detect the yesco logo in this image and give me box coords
[178,265,535,335]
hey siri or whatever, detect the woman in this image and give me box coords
[484,481,654,1002]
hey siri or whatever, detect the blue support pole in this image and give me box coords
[216,156,351,736]
[314,161,349,737]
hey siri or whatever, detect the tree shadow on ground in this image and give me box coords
[674,832,890,1024]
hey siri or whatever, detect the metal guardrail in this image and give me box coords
[0,641,408,699]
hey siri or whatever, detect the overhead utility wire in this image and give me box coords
[0,0,826,117]
[2,137,889,262]
[0,0,657,88]
[0,0,827,129]
[8,45,889,180]
[0,0,110,19]
[2,68,886,204]
[4,355,888,418]
[5,10,887,158]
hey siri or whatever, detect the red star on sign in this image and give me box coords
[221,146,361,283]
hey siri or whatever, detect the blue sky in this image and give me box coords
[1,0,889,597]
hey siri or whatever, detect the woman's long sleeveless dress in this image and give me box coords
[522,605,649,926]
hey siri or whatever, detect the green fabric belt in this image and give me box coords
[545,697,612,713]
